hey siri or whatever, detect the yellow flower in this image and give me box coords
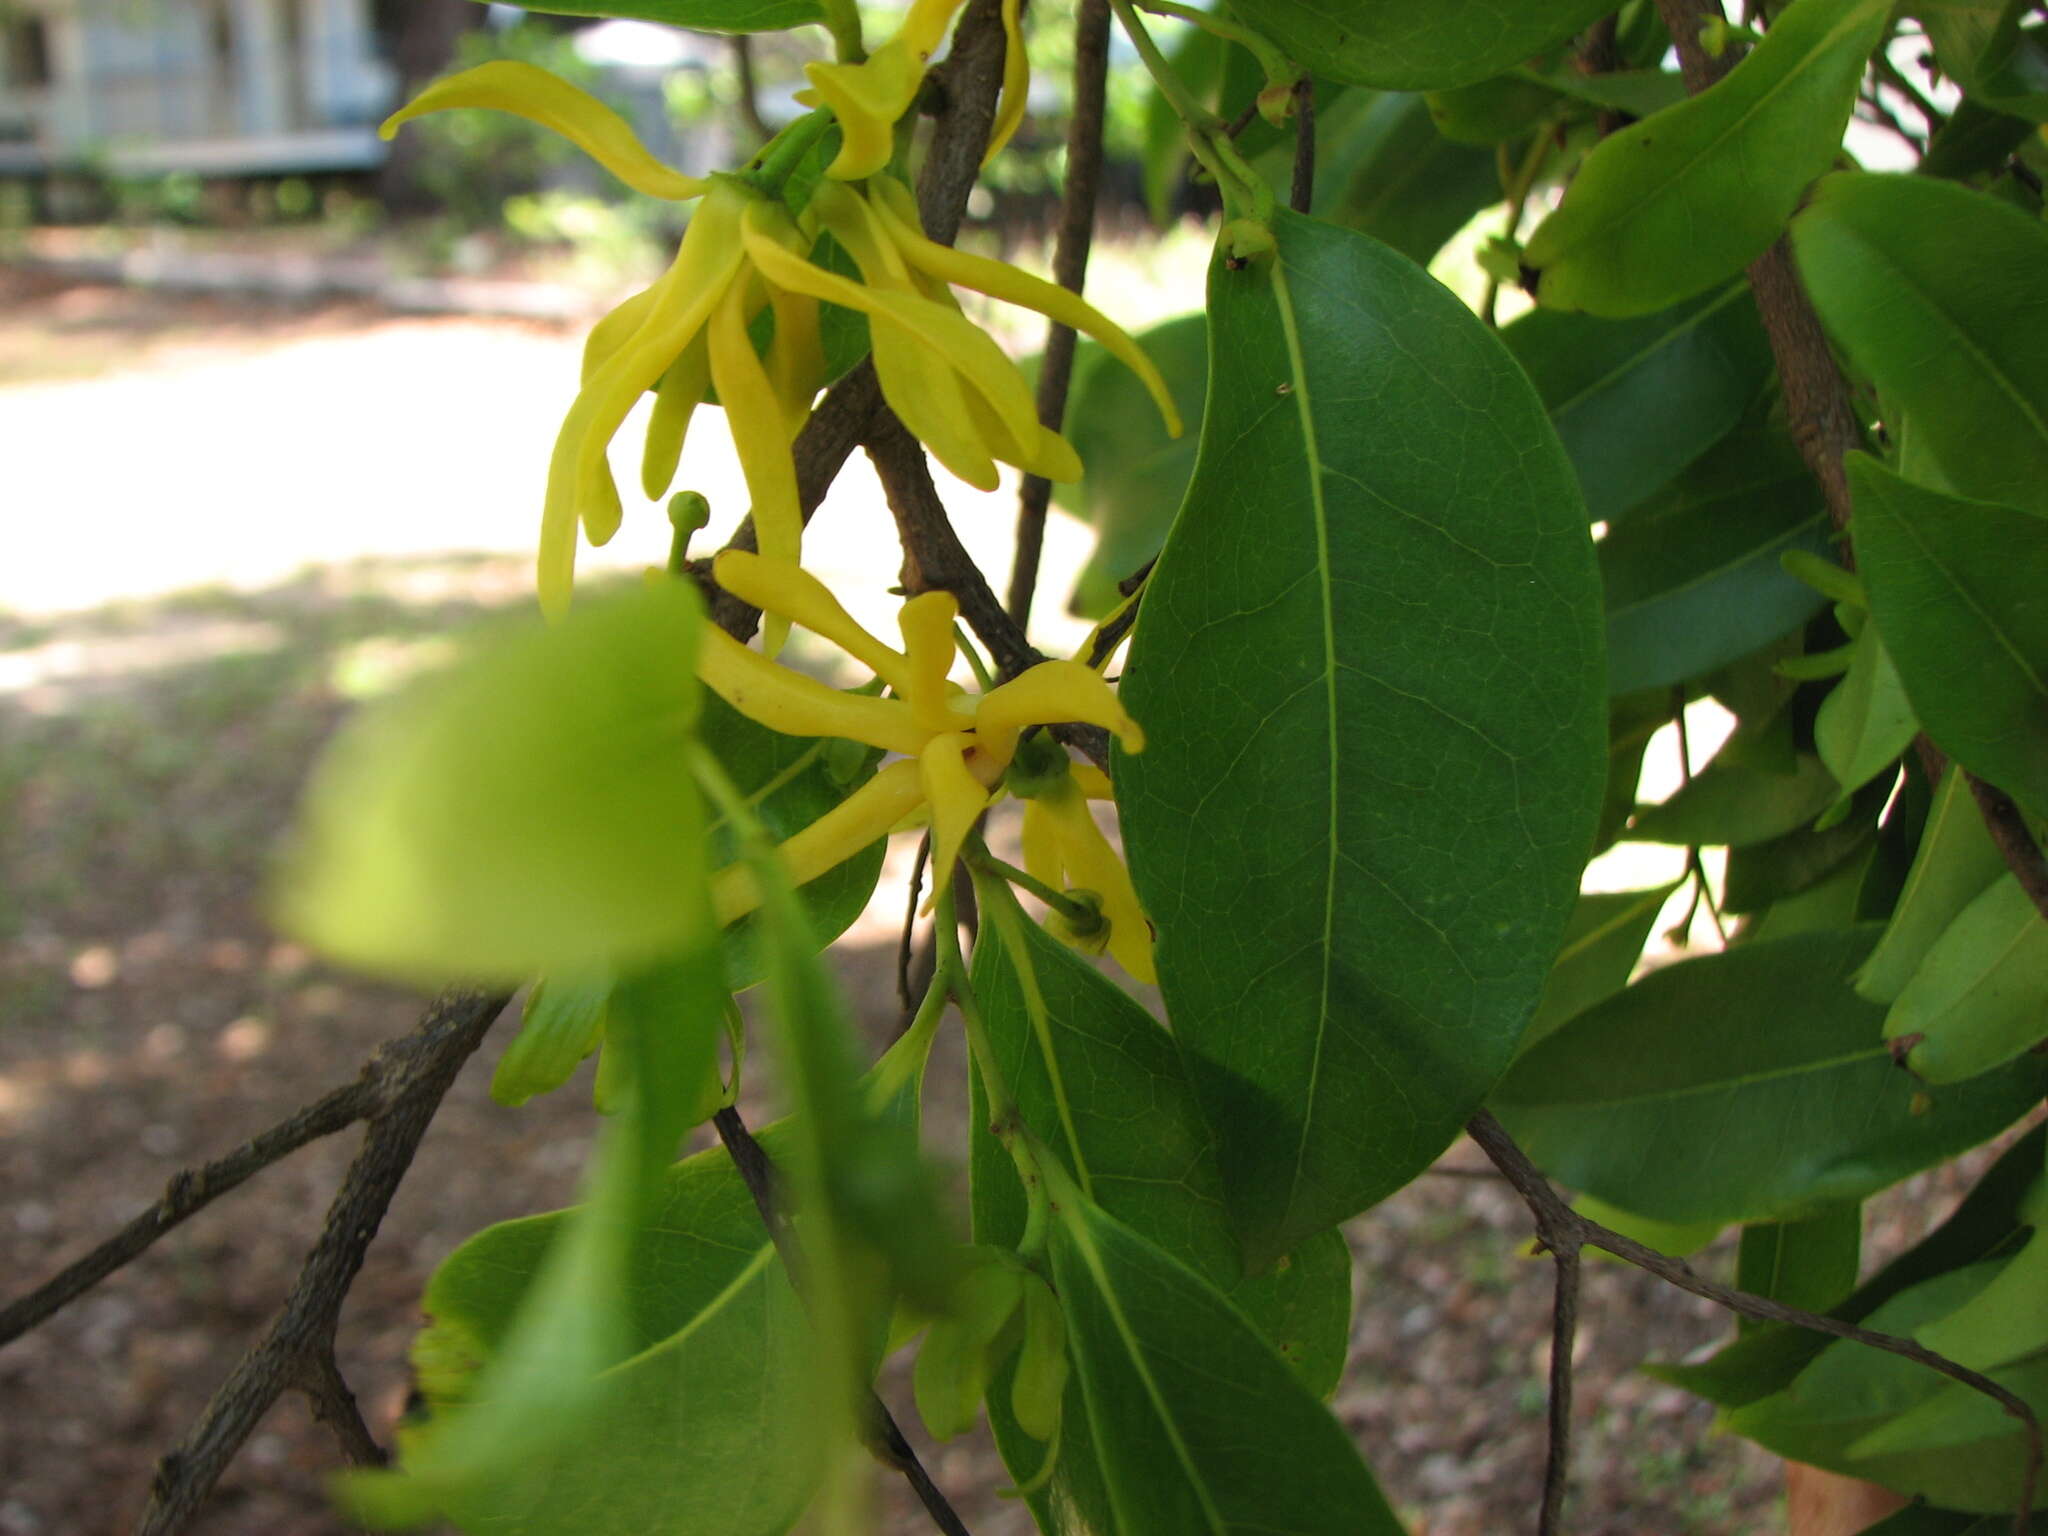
[1018,761,1156,985]
[742,174,1181,492]
[800,0,1029,181]
[701,551,1154,978]
[383,64,823,641]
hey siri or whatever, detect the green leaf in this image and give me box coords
[1793,175,2048,515]
[1722,778,1885,914]
[1813,625,1919,813]
[969,909,1353,1388]
[1500,283,1775,525]
[1922,95,2038,178]
[1921,0,2048,121]
[1227,0,1615,90]
[1576,1193,1726,1258]
[1859,767,2009,1004]
[1522,883,1680,1051]
[1850,457,2048,819]
[374,1139,821,1534]
[1117,210,1604,1267]
[700,693,886,990]
[273,582,710,985]
[481,0,823,32]
[1310,91,1505,265]
[1062,314,1210,618]
[1652,1123,2047,1407]
[1598,409,1832,694]
[492,972,611,1107]
[1523,0,1891,316]
[1048,1189,1405,1535]
[1492,926,2048,1225]
[1627,741,1839,848]
[1735,1203,1862,1327]
[1890,875,2048,1083]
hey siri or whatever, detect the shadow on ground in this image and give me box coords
[3,557,1813,1536]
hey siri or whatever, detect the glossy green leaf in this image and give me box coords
[1118,209,1604,1267]
[484,0,823,31]
[1599,411,1832,694]
[1522,882,1680,1051]
[701,692,886,990]
[1502,284,1774,524]
[1859,768,2009,1004]
[1492,926,2048,1224]
[1721,779,1885,914]
[1061,314,1210,618]
[1227,0,1615,90]
[1735,1203,1862,1327]
[492,972,610,1107]
[1652,1123,2046,1407]
[374,1139,820,1534]
[1813,625,1918,813]
[1794,176,2048,514]
[1524,0,1891,316]
[1311,91,1504,265]
[1851,457,2048,819]
[1627,743,1839,849]
[1048,1188,1405,1535]
[274,583,709,985]
[1890,875,2048,1083]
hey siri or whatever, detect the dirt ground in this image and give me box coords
[0,270,1994,1536]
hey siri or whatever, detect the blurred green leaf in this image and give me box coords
[1813,625,1918,815]
[1736,1203,1862,1326]
[1492,926,2048,1224]
[1921,0,2048,121]
[1524,0,1891,315]
[1522,882,1680,1051]
[1309,90,1504,265]
[1627,740,1839,848]
[492,972,610,1107]
[273,583,709,985]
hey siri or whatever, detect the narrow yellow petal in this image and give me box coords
[1045,789,1155,984]
[975,660,1143,764]
[582,284,657,385]
[765,288,826,440]
[899,591,974,735]
[381,61,706,202]
[714,757,926,925]
[698,627,930,756]
[984,0,1028,165]
[641,334,711,502]
[1071,762,1114,800]
[707,274,801,655]
[803,41,922,181]
[920,734,992,900]
[712,550,913,695]
[870,176,1182,439]
[1020,797,1062,892]
[958,388,1084,483]
[900,0,970,55]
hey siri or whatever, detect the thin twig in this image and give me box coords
[1289,74,1315,215]
[899,831,934,1014]
[1008,0,1111,626]
[731,34,775,147]
[1467,1111,2043,1536]
[1085,558,1155,671]
[139,991,510,1535]
[710,1107,973,1536]
[0,1073,381,1345]
[1541,1246,1582,1536]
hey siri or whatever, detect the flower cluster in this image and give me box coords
[380,8,1171,973]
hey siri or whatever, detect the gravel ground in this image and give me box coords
[0,269,1998,1536]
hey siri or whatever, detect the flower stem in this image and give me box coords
[1135,0,1295,98]
[744,107,837,195]
[1107,0,1271,223]
[819,0,866,63]
[969,848,1100,932]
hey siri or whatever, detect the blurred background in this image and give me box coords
[0,5,1953,1531]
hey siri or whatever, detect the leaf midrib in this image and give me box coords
[1549,283,1750,422]
[1513,1042,1888,1110]
[1884,485,2048,704]
[1266,239,1340,1246]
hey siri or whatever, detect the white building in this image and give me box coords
[0,0,395,175]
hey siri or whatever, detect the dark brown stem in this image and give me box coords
[709,1106,973,1536]
[899,831,934,1016]
[1008,0,1112,626]
[731,34,774,147]
[1467,1111,2043,1536]
[138,990,509,1535]
[1289,75,1316,215]
[1967,773,2048,919]
[1577,14,1631,137]
[1540,1246,1581,1536]
[0,1073,380,1345]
